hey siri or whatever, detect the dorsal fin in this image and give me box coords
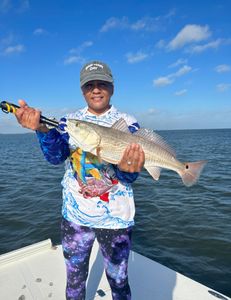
[111,118,130,133]
[134,128,176,157]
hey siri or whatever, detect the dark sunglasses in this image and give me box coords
[82,81,112,91]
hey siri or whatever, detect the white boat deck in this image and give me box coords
[0,239,230,300]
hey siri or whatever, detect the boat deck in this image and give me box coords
[0,239,229,300]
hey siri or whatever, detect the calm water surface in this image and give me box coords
[0,129,230,297]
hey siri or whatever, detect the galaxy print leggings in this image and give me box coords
[61,217,132,300]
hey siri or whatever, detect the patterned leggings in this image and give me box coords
[61,217,132,300]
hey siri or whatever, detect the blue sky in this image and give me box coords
[0,0,230,133]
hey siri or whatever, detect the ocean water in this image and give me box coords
[0,129,230,297]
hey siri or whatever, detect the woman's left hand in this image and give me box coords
[117,143,145,173]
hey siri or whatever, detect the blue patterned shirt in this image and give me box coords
[36,105,140,229]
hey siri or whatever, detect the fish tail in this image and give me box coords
[178,160,207,187]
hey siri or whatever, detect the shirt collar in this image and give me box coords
[83,105,116,118]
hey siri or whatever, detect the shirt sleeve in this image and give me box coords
[36,128,70,165]
[113,120,141,184]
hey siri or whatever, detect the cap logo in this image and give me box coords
[85,63,104,72]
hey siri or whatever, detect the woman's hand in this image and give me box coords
[15,99,49,132]
[117,143,145,173]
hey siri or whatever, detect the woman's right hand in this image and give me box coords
[15,99,49,132]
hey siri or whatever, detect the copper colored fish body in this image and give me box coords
[66,118,206,187]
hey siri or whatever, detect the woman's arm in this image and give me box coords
[36,129,70,165]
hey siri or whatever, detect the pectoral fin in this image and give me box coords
[145,166,161,180]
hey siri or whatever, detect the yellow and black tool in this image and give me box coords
[0,101,59,128]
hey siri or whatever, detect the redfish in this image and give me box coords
[66,118,206,187]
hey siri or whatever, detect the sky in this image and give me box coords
[0,0,230,133]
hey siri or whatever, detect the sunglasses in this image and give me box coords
[82,81,112,92]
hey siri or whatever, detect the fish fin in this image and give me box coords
[134,128,176,157]
[177,160,207,187]
[145,166,162,180]
[111,118,130,133]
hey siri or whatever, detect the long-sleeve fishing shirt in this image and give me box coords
[36,105,140,229]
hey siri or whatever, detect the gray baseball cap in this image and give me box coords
[80,61,114,87]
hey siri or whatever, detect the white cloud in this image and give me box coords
[174,65,192,77]
[215,64,231,73]
[147,108,158,114]
[0,33,25,56]
[33,28,47,36]
[100,11,176,33]
[153,76,173,87]
[175,89,187,96]
[69,41,93,54]
[188,39,222,54]
[216,83,231,92]
[64,41,93,65]
[153,65,192,87]
[64,55,84,65]
[155,39,166,49]
[130,16,160,32]
[168,58,188,68]
[168,24,211,50]
[126,51,148,64]
[81,41,93,48]
[3,44,25,55]
[100,17,128,32]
